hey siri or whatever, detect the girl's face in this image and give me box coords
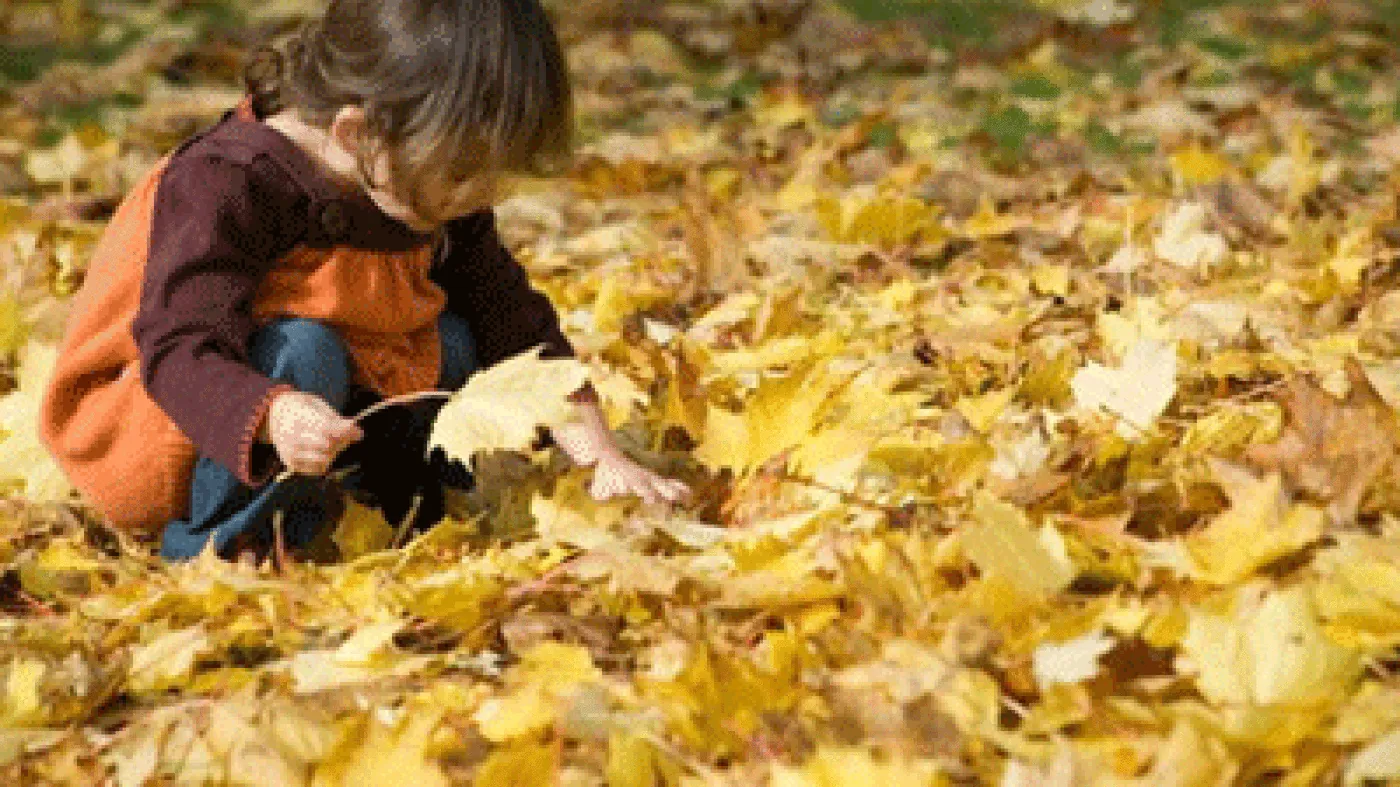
[320,105,501,232]
[362,157,501,232]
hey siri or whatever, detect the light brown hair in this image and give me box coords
[243,0,574,222]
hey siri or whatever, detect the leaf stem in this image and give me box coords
[351,390,453,423]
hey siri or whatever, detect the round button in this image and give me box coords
[318,200,351,240]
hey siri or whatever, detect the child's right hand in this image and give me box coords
[259,390,364,476]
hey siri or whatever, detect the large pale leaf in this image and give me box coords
[1070,338,1177,439]
[427,345,590,461]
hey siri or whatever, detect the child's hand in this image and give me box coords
[261,390,364,476]
[589,451,691,505]
[551,420,691,505]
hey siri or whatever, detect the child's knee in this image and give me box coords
[249,317,352,404]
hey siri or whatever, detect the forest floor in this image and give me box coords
[3,0,1400,784]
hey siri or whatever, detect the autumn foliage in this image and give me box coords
[3,0,1400,784]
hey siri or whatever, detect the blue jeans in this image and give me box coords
[160,313,477,561]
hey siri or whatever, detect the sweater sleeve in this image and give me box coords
[131,152,301,487]
[432,209,575,369]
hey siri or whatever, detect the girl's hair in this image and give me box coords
[243,0,573,222]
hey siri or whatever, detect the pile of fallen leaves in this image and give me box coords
[5,0,1400,783]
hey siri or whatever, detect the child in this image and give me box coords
[37,0,689,562]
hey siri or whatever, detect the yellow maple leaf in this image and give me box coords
[474,642,601,742]
[789,425,870,495]
[1170,140,1231,185]
[1182,461,1324,586]
[960,490,1075,598]
[0,342,74,502]
[333,620,404,666]
[1347,726,1400,785]
[127,626,212,695]
[392,565,504,634]
[658,336,708,438]
[695,361,840,476]
[607,732,680,787]
[770,745,944,787]
[1327,226,1373,292]
[313,707,450,787]
[715,550,846,608]
[954,384,1019,434]
[519,641,603,689]
[587,363,647,429]
[474,682,555,742]
[2,657,48,727]
[706,333,842,376]
[1070,338,1177,439]
[1178,585,1362,748]
[332,497,395,560]
[960,195,1029,239]
[1030,264,1070,298]
[0,293,27,360]
[428,345,590,461]
[1134,717,1240,786]
[472,740,557,787]
[1153,202,1228,269]
[1313,537,1400,649]
[529,475,627,550]
[817,193,942,247]
[17,536,101,598]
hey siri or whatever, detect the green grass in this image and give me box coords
[835,0,1399,46]
[840,0,1033,47]
[0,23,144,82]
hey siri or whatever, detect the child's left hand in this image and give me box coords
[550,415,690,506]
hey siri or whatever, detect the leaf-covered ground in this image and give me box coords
[4,0,1400,783]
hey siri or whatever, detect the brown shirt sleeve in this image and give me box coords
[432,209,576,369]
[131,152,303,487]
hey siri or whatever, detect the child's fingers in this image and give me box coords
[632,478,661,505]
[589,465,627,501]
[313,417,361,453]
[314,408,356,433]
[293,450,332,474]
[335,419,364,442]
[656,478,690,502]
[631,471,666,505]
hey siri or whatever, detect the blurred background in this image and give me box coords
[2,0,1398,199]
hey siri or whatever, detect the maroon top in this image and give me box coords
[130,102,575,487]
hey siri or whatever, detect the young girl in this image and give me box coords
[38,0,689,561]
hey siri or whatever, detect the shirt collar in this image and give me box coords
[213,94,440,251]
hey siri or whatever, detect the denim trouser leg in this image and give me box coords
[159,313,478,562]
[160,318,353,561]
[437,311,477,391]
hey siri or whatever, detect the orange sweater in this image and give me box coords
[38,95,574,533]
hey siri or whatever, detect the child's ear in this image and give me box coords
[327,105,369,156]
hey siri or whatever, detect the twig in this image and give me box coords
[773,468,898,516]
[390,493,423,551]
[352,390,452,423]
[631,728,728,786]
[1364,655,1395,683]
[505,558,581,602]
[1001,695,1031,720]
[272,509,289,574]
